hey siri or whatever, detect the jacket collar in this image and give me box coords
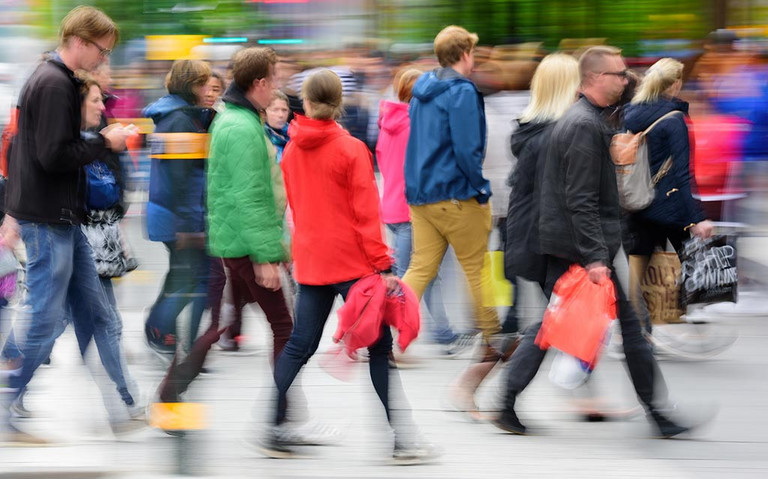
[222,83,262,117]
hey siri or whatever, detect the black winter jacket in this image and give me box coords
[539,96,622,266]
[505,120,552,284]
[624,97,706,229]
[5,57,109,224]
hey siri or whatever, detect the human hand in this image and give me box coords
[690,220,714,239]
[0,216,20,248]
[585,262,610,284]
[381,272,400,294]
[253,262,281,291]
[102,125,132,152]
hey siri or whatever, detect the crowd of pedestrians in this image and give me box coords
[0,4,738,466]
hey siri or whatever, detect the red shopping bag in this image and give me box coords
[535,264,617,368]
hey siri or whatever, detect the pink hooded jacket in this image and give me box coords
[375,100,411,224]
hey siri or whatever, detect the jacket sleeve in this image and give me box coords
[222,124,285,264]
[34,84,108,172]
[165,114,205,234]
[346,141,392,272]
[666,115,706,226]
[448,85,491,203]
[563,121,610,266]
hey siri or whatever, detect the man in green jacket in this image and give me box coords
[154,47,293,405]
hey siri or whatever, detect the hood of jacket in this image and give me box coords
[510,120,551,158]
[378,100,409,135]
[624,96,689,132]
[412,67,472,102]
[288,114,347,150]
[221,82,263,117]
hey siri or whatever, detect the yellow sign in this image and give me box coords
[146,35,209,61]
[149,402,207,431]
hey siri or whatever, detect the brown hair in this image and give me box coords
[302,69,343,120]
[434,25,478,68]
[60,5,119,47]
[232,47,277,91]
[269,89,289,106]
[578,46,622,84]
[396,69,422,103]
[165,60,212,105]
[75,70,101,97]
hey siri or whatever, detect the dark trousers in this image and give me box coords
[158,257,293,402]
[273,279,393,426]
[502,255,668,414]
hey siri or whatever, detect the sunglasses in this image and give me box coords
[601,70,628,78]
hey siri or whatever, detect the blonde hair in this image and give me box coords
[302,69,343,120]
[269,89,289,106]
[165,60,212,105]
[631,58,684,104]
[396,69,422,103]
[578,45,622,84]
[519,53,580,123]
[60,5,119,46]
[434,25,478,68]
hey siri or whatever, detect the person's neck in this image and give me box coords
[581,89,609,108]
[55,47,79,72]
[449,62,470,78]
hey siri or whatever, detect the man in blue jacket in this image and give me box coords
[402,26,502,417]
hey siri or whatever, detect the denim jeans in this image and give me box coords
[146,241,209,349]
[0,298,22,361]
[502,255,668,414]
[9,222,132,405]
[387,222,456,344]
[273,279,394,426]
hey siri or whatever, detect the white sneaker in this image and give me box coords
[392,439,441,465]
[281,419,342,446]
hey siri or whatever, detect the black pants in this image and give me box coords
[502,255,668,413]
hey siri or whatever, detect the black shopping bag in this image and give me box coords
[679,235,738,307]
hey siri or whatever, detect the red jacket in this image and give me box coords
[281,115,392,285]
[334,275,420,357]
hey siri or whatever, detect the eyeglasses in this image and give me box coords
[601,70,628,78]
[85,38,112,57]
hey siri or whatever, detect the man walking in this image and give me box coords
[401,25,504,418]
[2,5,133,443]
[495,46,689,438]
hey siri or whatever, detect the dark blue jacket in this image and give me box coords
[404,68,491,205]
[624,97,706,229]
[143,95,212,242]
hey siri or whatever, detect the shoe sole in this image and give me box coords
[493,421,528,436]
[392,455,440,466]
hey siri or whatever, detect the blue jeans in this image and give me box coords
[0,298,22,361]
[387,222,456,344]
[273,279,394,426]
[146,241,209,349]
[9,222,132,404]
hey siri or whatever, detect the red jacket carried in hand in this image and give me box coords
[281,115,392,285]
[334,274,420,357]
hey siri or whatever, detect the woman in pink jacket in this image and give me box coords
[375,69,471,355]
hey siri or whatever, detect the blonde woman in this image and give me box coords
[623,59,712,287]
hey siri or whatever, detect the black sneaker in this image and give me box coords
[650,410,690,439]
[256,428,297,459]
[494,409,527,435]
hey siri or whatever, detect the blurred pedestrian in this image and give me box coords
[143,59,213,356]
[401,26,502,419]
[203,71,225,111]
[1,5,134,444]
[260,69,436,463]
[264,89,291,164]
[376,68,464,352]
[496,47,692,438]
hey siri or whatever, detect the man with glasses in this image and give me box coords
[495,46,692,439]
[2,5,134,443]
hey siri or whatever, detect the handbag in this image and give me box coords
[679,235,738,307]
[629,252,685,324]
[610,111,682,211]
[81,209,138,278]
[85,161,120,210]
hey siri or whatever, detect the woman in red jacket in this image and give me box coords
[259,69,435,464]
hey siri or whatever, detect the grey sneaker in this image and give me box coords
[281,420,341,446]
[254,426,298,459]
[393,440,441,465]
[10,389,32,419]
[444,333,478,357]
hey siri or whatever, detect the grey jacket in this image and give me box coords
[538,95,622,266]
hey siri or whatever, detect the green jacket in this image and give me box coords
[207,86,287,263]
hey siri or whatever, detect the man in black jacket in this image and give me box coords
[495,46,690,439]
[2,6,134,444]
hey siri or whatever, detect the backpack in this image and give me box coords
[609,111,682,211]
[85,161,120,210]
